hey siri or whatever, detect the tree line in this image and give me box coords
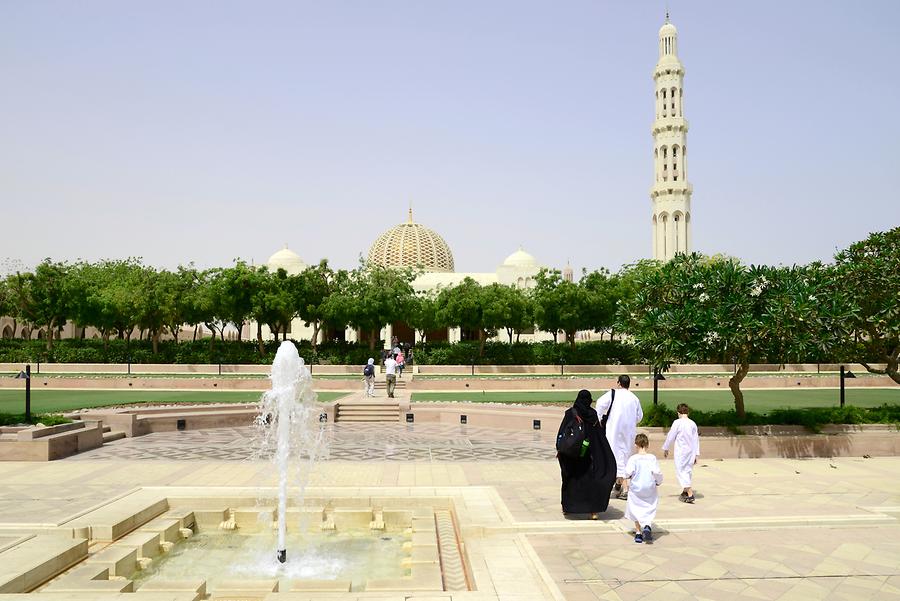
[1,227,897,416]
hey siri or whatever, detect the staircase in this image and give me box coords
[335,401,401,423]
[373,378,408,391]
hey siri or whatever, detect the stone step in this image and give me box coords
[336,413,400,420]
[335,415,401,422]
[102,430,127,443]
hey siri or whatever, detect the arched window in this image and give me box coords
[674,212,682,252]
[661,214,669,257]
[670,87,676,112]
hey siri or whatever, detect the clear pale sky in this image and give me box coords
[2,1,898,275]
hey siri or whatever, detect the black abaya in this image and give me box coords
[557,390,617,514]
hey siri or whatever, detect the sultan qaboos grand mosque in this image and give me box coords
[255,15,694,348]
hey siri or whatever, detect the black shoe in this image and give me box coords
[613,482,622,493]
[685,495,695,504]
[634,532,643,544]
[642,525,653,544]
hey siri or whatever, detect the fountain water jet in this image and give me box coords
[254,340,325,564]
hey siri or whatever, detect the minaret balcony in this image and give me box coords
[651,117,689,135]
[649,181,693,198]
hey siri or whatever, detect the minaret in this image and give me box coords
[651,13,692,261]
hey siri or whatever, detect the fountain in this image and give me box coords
[254,340,325,564]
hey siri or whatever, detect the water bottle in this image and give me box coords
[579,439,590,457]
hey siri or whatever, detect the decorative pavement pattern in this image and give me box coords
[67,423,558,461]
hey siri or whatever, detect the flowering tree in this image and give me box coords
[831,227,900,384]
[619,254,841,418]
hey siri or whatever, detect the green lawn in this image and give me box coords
[410,388,900,413]
[0,390,347,414]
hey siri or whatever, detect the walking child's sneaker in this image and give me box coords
[679,491,688,499]
[613,482,622,493]
[642,525,653,544]
[685,495,695,504]
[634,532,643,544]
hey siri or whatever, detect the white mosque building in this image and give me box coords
[259,207,564,347]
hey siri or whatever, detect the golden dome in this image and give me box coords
[367,209,455,272]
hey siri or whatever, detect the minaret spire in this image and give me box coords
[650,15,692,261]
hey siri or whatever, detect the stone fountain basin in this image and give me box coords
[0,487,471,599]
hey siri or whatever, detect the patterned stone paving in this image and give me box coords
[67,423,557,462]
[2,419,899,600]
[531,528,900,600]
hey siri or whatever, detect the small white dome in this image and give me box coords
[502,248,538,268]
[267,245,307,275]
[659,22,677,37]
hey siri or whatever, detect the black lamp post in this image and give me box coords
[653,369,666,406]
[840,365,856,408]
[15,365,31,423]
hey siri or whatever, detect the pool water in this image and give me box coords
[131,530,406,592]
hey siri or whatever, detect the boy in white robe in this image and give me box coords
[596,375,644,499]
[662,403,700,503]
[624,433,663,543]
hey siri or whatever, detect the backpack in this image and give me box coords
[556,413,586,459]
[363,364,374,377]
[556,389,615,459]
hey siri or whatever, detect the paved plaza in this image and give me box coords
[1,423,899,600]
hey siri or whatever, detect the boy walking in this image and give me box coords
[625,433,663,543]
[662,403,700,503]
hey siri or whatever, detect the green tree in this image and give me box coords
[134,267,181,354]
[9,260,72,351]
[832,227,900,384]
[619,254,839,418]
[580,268,621,340]
[437,277,497,357]
[407,291,444,344]
[212,262,257,343]
[293,260,339,351]
[532,269,592,347]
[482,284,532,344]
[331,264,415,350]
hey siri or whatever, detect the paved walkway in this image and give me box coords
[68,424,554,461]
[0,423,898,600]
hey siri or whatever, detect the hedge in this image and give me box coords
[0,338,639,366]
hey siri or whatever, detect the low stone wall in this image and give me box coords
[1,362,885,376]
[410,374,897,391]
[0,377,356,391]
[0,420,103,461]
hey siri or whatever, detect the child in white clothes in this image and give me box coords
[662,403,700,503]
[624,433,663,544]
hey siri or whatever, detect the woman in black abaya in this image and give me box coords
[557,389,617,517]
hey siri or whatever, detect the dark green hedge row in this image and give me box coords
[641,402,900,433]
[413,340,640,365]
[0,339,640,366]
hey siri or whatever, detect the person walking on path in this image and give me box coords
[556,389,617,518]
[396,349,406,379]
[596,375,644,499]
[383,353,398,398]
[363,358,376,397]
[662,403,700,503]
[625,433,663,543]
